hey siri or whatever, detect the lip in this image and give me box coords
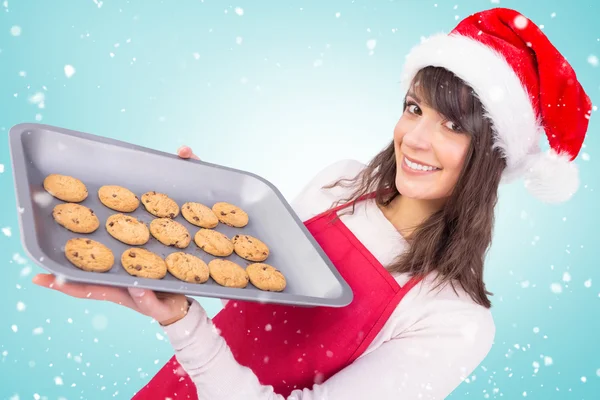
[401,155,441,175]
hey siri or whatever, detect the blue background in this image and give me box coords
[1,0,598,398]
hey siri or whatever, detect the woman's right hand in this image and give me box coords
[177,145,200,160]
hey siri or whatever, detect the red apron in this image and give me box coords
[133,194,422,399]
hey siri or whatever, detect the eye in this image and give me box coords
[443,120,463,132]
[405,101,422,116]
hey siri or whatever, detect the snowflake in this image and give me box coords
[10,25,21,36]
[2,227,11,236]
[514,15,528,29]
[64,65,76,78]
[235,7,243,16]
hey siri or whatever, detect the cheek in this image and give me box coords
[436,136,471,178]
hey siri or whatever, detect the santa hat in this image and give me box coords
[399,7,593,203]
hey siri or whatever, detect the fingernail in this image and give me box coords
[129,288,146,297]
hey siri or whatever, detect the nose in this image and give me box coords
[402,119,433,151]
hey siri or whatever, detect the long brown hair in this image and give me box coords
[324,66,506,308]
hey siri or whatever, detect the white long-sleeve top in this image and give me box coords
[160,159,496,400]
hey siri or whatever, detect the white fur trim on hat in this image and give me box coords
[399,33,577,203]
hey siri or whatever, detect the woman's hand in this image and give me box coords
[177,145,200,160]
[32,274,190,325]
[30,145,204,326]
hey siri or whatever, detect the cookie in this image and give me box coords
[149,218,191,249]
[64,238,114,272]
[165,252,209,284]
[121,248,167,279]
[98,185,140,212]
[193,228,234,257]
[212,202,249,227]
[43,174,88,202]
[246,263,286,292]
[52,203,100,233]
[181,202,219,228]
[106,214,150,245]
[141,191,179,218]
[232,234,269,262]
[208,259,249,288]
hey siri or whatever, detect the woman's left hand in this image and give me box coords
[32,274,190,326]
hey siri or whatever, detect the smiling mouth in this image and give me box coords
[403,156,441,172]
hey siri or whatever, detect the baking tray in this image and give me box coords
[8,123,353,308]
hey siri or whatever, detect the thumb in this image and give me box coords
[127,288,170,319]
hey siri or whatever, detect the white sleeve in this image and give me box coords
[163,299,495,400]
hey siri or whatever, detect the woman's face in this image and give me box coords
[393,91,472,201]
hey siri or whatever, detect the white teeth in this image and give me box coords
[405,157,438,172]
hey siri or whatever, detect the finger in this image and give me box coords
[127,288,172,319]
[32,274,137,308]
[177,145,200,160]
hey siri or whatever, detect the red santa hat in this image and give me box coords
[399,7,593,203]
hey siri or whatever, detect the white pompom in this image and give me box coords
[522,149,579,203]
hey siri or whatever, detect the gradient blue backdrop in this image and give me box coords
[1,0,598,399]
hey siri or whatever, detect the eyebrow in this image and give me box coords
[405,91,423,103]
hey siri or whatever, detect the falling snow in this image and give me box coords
[234,7,243,16]
[64,64,76,78]
[16,301,25,311]
[10,25,21,36]
[0,164,4,173]
[514,15,528,29]
[550,283,562,294]
[584,279,592,288]
[2,227,11,236]
[588,55,599,67]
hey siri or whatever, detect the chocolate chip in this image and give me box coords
[109,222,114,227]
[263,251,267,255]
[169,213,175,218]
[134,265,142,271]
[112,194,117,198]
[248,239,253,243]
[73,252,79,257]
[262,266,267,271]
[86,240,91,244]
[145,200,150,203]
[193,216,199,221]
[185,234,189,237]
[194,276,201,282]
[151,191,156,194]
[187,206,191,209]
[91,254,95,259]
[90,209,94,214]
[126,218,131,222]
[231,210,236,214]
[129,252,136,258]
[220,211,226,216]
[72,218,79,224]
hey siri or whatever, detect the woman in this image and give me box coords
[32,8,591,400]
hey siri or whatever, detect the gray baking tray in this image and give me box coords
[8,123,353,308]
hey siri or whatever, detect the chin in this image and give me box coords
[394,169,442,201]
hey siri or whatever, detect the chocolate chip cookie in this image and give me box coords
[165,252,210,284]
[141,191,180,218]
[232,234,269,261]
[43,174,88,202]
[106,214,150,245]
[121,248,167,279]
[212,202,248,227]
[181,202,219,228]
[64,238,114,272]
[193,228,234,257]
[149,218,191,249]
[208,259,249,288]
[98,185,140,212]
[246,263,286,292]
[52,203,100,233]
